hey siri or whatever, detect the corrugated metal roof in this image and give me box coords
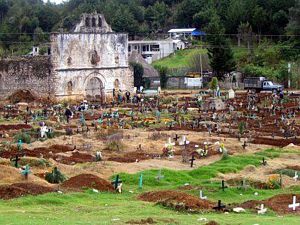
[168,28,196,33]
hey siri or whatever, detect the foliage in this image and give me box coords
[106,140,124,151]
[209,77,218,90]
[45,167,66,184]
[266,175,281,189]
[130,62,144,88]
[238,121,246,135]
[14,131,31,144]
[154,65,168,88]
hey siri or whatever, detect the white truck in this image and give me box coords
[244,77,283,93]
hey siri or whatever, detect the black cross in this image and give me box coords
[213,200,226,211]
[242,141,247,149]
[189,155,196,168]
[221,180,228,191]
[10,155,21,168]
[137,144,142,151]
[111,174,122,190]
[262,157,267,166]
[173,134,179,142]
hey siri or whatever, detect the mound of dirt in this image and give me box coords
[240,194,300,214]
[8,90,37,103]
[0,124,32,131]
[61,174,114,191]
[107,151,156,163]
[0,183,54,199]
[138,191,214,212]
[126,218,156,224]
[0,165,51,186]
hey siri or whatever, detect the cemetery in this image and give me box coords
[0,88,299,225]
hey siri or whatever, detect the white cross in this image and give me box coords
[288,196,300,211]
[257,204,267,214]
[200,190,207,200]
[293,172,298,181]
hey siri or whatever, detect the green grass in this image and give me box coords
[0,149,299,225]
[0,191,300,225]
[152,48,207,69]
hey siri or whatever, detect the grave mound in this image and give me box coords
[107,151,155,163]
[8,90,37,103]
[61,174,114,191]
[0,183,54,199]
[126,217,156,224]
[240,194,300,214]
[138,190,214,212]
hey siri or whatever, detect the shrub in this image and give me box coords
[45,167,66,184]
[14,131,31,144]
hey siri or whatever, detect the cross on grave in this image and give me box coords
[189,155,196,168]
[213,200,226,211]
[199,190,207,200]
[155,169,164,181]
[139,173,143,189]
[279,172,283,188]
[111,175,122,190]
[173,134,179,142]
[262,157,267,166]
[242,141,247,149]
[238,179,249,190]
[221,180,228,191]
[10,155,21,168]
[137,144,142,151]
[293,172,298,181]
[257,204,267,214]
[288,195,300,211]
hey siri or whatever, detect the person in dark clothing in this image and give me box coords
[65,107,73,123]
[125,91,130,103]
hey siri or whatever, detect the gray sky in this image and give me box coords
[44,0,66,4]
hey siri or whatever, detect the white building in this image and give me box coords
[168,28,196,39]
[128,39,185,63]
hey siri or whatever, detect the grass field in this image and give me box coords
[1,149,300,225]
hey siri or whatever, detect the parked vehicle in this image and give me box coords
[244,77,283,93]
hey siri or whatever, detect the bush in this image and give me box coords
[106,141,124,151]
[14,131,31,144]
[45,167,66,184]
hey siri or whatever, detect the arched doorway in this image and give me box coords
[85,77,104,103]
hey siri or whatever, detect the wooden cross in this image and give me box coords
[213,200,226,211]
[137,144,142,151]
[242,141,247,149]
[189,155,195,168]
[10,155,21,168]
[111,174,122,190]
[173,134,179,142]
[262,157,267,166]
[221,180,228,191]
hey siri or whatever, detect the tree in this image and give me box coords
[130,62,144,88]
[155,65,168,88]
[206,15,236,80]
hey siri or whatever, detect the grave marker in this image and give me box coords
[189,155,195,168]
[221,180,228,191]
[200,190,207,200]
[213,200,226,211]
[139,173,143,189]
[10,155,20,168]
[155,169,164,181]
[112,175,122,190]
[288,195,300,211]
[293,172,298,181]
[262,157,267,166]
[257,204,267,214]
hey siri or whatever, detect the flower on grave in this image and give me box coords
[266,175,281,189]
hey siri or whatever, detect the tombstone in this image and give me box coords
[213,200,226,211]
[228,89,235,99]
[179,136,189,146]
[288,195,300,211]
[40,125,49,138]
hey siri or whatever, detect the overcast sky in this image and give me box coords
[44,0,66,4]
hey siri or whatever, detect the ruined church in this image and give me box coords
[0,12,134,102]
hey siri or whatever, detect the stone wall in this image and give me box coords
[51,32,134,99]
[0,56,53,99]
